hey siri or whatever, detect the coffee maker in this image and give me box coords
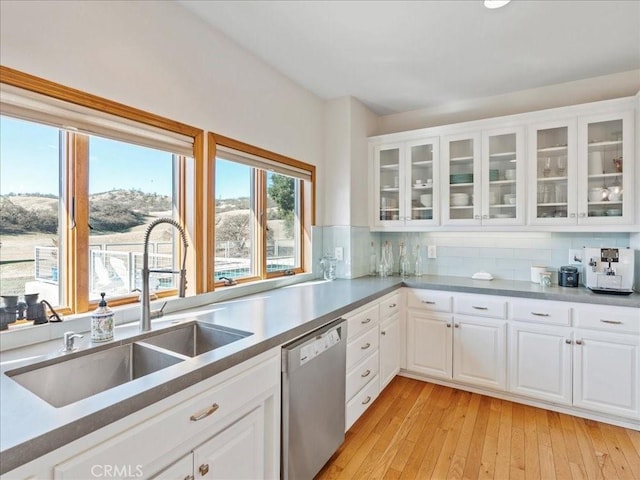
[583,247,635,294]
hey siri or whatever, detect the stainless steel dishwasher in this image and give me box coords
[281,318,347,480]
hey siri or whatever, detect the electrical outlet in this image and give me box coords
[568,249,583,265]
[334,247,344,261]
[427,245,437,259]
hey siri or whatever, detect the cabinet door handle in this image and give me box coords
[190,403,219,422]
[600,319,622,325]
[531,312,550,317]
[482,214,489,219]
[446,323,452,328]
[381,331,386,336]
[474,215,481,220]
[565,339,572,344]
[361,318,372,324]
[361,369,371,378]
[454,323,460,328]
[362,395,372,405]
[579,213,586,218]
[361,342,371,350]
[184,476,194,480]
[389,303,397,308]
[472,305,488,310]
[569,213,576,218]
[575,339,583,345]
[199,464,209,476]
[422,300,436,305]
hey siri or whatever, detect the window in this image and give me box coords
[0,66,203,316]
[210,135,314,288]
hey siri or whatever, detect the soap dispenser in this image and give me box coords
[91,292,114,342]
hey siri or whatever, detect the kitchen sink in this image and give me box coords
[141,321,252,357]
[6,342,184,407]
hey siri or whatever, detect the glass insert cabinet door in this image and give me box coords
[405,138,439,224]
[577,111,634,224]
[442,133,481,225]
[482,128,524,224]
[529,121,576,225]
[374,143,403,225]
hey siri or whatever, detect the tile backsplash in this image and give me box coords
[320,227,632,283]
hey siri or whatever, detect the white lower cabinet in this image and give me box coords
[509,322,572,405]
[51,351,280,480]
[152,406,264,480]
[406,311,452,379]
[573,329,640,419]
[379,313,401,390]
[453,315,507,390]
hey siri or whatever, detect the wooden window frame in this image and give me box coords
[0,66,205,314]
[208,133,315,291]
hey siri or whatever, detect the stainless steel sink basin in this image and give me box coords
[7,342,184,407]
[141,321,252,357]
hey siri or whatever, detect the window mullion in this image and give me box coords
[65,132,90,313]
[255,169,267,279]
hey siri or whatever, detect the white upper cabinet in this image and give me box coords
[481,127,525,225]
[528,119,577,225]
[529,110,634,226]
[405,138,440,226]
[370,96,636,231]
[577,111,634,225]
[373,138,439,228]
[441,132,482,225]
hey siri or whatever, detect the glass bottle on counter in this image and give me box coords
[399,242,410,278]
[414,245,423,277]
[369,241,377,276]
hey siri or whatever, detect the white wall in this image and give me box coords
[0,0,327,220]
[377,70,640,134]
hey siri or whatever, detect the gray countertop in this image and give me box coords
[1,275,638,473]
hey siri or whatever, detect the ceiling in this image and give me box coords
[178,0,640,115]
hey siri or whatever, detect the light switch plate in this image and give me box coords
[334,247,344,261]
[427,245,437,259]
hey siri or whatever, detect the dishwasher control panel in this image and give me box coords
[299,329,342,366]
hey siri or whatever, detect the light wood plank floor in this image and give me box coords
[316,377,640,480]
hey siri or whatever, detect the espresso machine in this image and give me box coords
[583,247,635,295]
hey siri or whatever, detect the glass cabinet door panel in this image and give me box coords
[585,119,624,219]
[407,139,438,223]
[486,132,518,221]
[528,120,577,226]
[535,126,571,222]
[377,146,401,222]
[447,137,477,222]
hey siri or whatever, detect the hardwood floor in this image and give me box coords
[316,377,640,480]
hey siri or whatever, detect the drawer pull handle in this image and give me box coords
[454,323,460,328]
[361,318,372,324]
[381,330,386,336]
[472,305,488,310]
[389,303,397,308]
[361,369,371,378]
[531,312,550,317]
[361,342,371,350]
[422,300,436,305]
[190,403,219,422]
[362,395,372,405]
[565,339,572,344]
[575,339,583,345]
[600,319,622,325]
[446,323,452,328]
[199,464,209,476]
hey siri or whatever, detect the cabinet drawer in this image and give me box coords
[346,351,379,402]
[346,374,379,431]
[346,304,379,340]
[573,305,640,334]
[346,327,379,371]
[379,293,401,319]
[455,295,506,319]
[510,299,571,326]
[407,289,452,313]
